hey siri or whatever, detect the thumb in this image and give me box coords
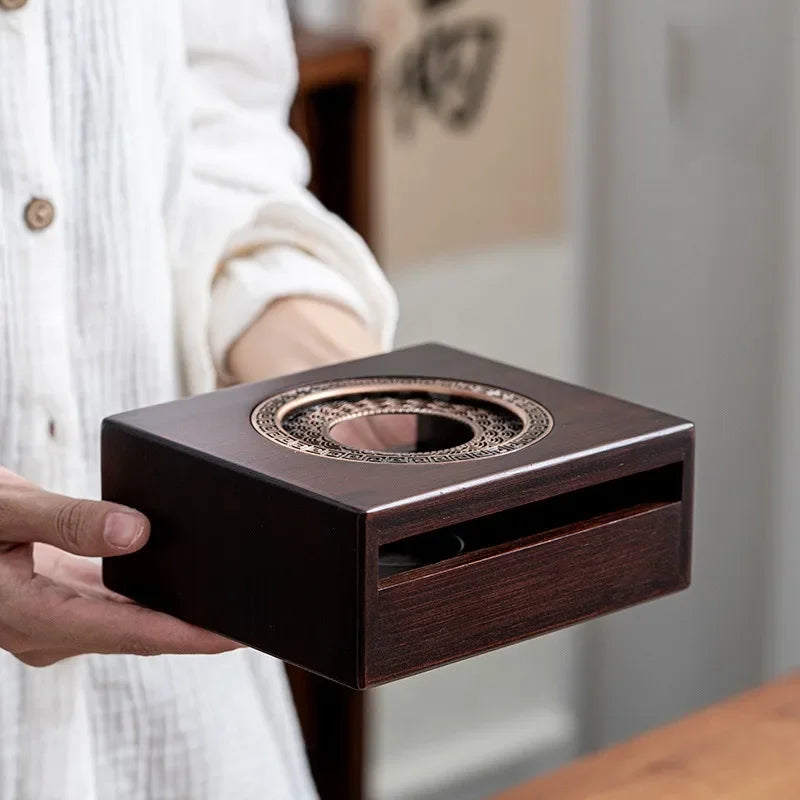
[0,477,149,557]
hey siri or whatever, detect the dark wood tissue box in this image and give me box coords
[102,344,694,688]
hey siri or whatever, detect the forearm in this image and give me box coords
[226,296,383,384]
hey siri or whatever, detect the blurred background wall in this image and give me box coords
[292,1,800,798]
[578,0,792,752]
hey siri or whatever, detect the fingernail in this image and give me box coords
[103,512,145,549]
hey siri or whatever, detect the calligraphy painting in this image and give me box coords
[362,0,569,268]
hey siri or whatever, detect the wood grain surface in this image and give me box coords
[369,502,687,684]
[493,673,800,799]
[102,345,693,688]
[104,345,692,515]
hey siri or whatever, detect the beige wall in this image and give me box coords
[362,0,569,268]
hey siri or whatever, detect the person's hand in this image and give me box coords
[0,467,237,667]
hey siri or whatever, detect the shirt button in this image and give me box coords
[24,197,55,231]
[0,0,28,10]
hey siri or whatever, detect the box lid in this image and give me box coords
[105,344,692,531]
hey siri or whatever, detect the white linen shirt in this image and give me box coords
[0,1,397,798]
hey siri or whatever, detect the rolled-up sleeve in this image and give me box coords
[173,0,397,394]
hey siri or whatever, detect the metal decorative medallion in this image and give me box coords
[250,377,553,464]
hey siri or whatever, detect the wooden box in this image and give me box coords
[102,344,693,688]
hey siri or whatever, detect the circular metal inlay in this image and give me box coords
[250,377,553,464]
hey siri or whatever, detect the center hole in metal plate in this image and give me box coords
[252,377,553,463]
[328,412,475,454]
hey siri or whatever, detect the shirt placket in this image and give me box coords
[1,0,80,494]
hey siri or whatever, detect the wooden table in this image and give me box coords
[495,673,800,799]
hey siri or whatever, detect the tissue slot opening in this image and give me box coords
[378,462,684,581]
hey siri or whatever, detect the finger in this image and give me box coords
[18,574,240,657]
[0,479,149,557]
[33,545,133,603]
